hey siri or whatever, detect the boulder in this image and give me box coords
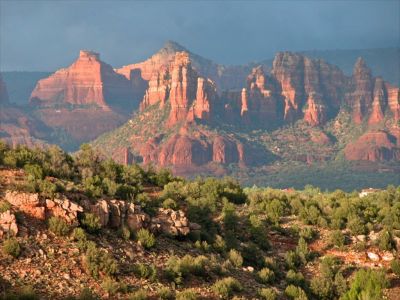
[5,191,45,220]
[0,210,18,238]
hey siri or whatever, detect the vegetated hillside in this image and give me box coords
[0,142,399,300]
[299,48,400,86]
[1,72,51,105]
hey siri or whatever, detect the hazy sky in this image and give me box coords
[0,0,399,71]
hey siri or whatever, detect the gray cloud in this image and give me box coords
[0,0,398,71]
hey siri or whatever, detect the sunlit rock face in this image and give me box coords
[30,50,135,111]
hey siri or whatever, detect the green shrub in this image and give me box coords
[228,249,243,268]
[81,213,101,234]
[295,237,309,264]
[212,277,242,299]
[157,286,174,300]
[284,285,308,299]
[0,201,11,213]
[132,263,157,281]
[165,255,209,284]
[128,289,148,300]
[377,230,396,251]
[258,288,277,300]
[341,269,388,300]
[257,267,275,284]
[48,216,70,236]
[310,276,334,299]
[285,251,300,270]
[2,238,21,258]
[4,285,39,300]
[101,277,120,296]
[391,259,400,277]
[176,289,197,300]
[136,228,155,249]
[38,179,58,197]
[72,227,87,241]
[84,243,118,278]
[162,198,178,210]
[77,288,98,300]
[286,270,305,287]
[119,225,131,240]
[328,230,345,248]
[24,164,44,180]
[299,227,315,241]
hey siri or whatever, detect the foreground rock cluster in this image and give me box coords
[1,191,195,239]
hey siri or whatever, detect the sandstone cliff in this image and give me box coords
[30,50,136,111]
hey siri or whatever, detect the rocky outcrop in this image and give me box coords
[30,50,135,111]
[5,191,83,225]
[0,73,9,104]
[5,191,45,220]
[81,199,192,236]
[344,131,400,161]
[45,198,83,226]
[150,208,190,236]
[3,191,196,237]
[0,210,18,238]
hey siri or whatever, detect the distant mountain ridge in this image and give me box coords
[1,42,399,186]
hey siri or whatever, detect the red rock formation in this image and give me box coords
[348,57,373,124]
[344,131,400,161]
[0,73,9,104]
[212,136,240,164]
[140,66,170,110]
[191,77,217,120]
[167,53,198,125]
[30,50,134,110]
[240,66,279,126]
[271,52,346,126]
[116,41,250,92]
[271,52,305,123]
[368,78,387,124]
[385,83,400,122]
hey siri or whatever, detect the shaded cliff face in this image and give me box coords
[138,126,266,172]
[0,73,9,104]
[0,106,51,148]
[30,50,136,111]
